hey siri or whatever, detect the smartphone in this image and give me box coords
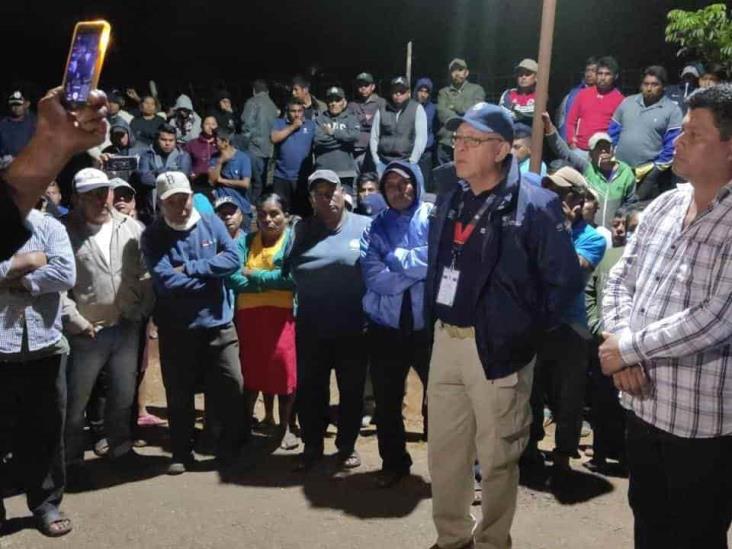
[105,155,139,172]
[62,20,111,108]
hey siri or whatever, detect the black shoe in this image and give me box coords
[167,454,194,476]
[376,469,408,488]
[66,464,94,491]
[293,451,323,472]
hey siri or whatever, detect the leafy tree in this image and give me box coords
[666,4,732,73]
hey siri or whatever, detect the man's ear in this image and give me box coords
[495,141,511,163]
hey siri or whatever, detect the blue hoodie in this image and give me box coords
[414,77,437,150]
[360,160,432,331]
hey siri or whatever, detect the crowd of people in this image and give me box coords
[0,53,730,549]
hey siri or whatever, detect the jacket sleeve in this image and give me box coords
[313,119,336,149]
[332,115,360,143]
[177,150,193,176]
[117,227,154,322]
[360,222,420,296]
[436,89,457,125]
[137,152,157,188]
[225,235,254,293]
[655,105,683,166]
[184,217,240,278]
[247,267,294,291]
[240,98,256,141]
[607,119,622,146]
[545,130,589,172]
[529,195,584,327]
[370,110,381,166]
[142,232,208,295]
[61,291,93,335]
[22,218,76,296]
[409,105,428,164]
[499,90,513,118]
[565,94,581,146]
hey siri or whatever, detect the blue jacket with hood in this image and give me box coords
[360,160,432,331]
[414,78,437,150]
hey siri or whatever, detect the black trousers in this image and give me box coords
[529,324,588,457]
[297,330,367,458]
[0,354,66,518]
[158,323,243,462]
[369,324,430,473]
[626,412,732,549]
[418,149,435,194]
[588,338,625,460]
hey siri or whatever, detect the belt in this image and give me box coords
[439,321,475,339]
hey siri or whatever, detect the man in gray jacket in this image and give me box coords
[436,58,486,165]
[313,87,361,199]
[240,79,279,202]
[62,168,153,480]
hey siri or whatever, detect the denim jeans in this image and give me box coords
[66,321,140,463]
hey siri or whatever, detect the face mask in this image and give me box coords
[164,207,201,231]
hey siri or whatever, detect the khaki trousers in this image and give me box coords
[427,323,534,549]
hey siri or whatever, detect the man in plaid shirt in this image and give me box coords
[600,84,732,549]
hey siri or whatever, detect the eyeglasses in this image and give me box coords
[451,133,504,149]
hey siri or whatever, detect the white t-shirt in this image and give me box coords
[88,218,114,267]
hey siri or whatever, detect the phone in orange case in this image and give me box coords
[61,20,111,108]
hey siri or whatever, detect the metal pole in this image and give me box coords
[406,41,413,86]
[530,0,557,174]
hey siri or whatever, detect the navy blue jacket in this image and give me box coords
[426,158,583,379]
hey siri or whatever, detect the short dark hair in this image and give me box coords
[585,56,598,67]
[292,75,311,89]
[687,83,732,141]
[286,97,304,109]
[215,127,234,142]
[252,79,268,93]
[597,56,619,76]
[256,192,289,214]
[643,65,668,86]
[157,123,176,137]
[704,63,728,80]
[357,171,379,188]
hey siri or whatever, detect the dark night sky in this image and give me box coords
[0,0,719,109]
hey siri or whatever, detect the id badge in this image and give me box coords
[436,267,460,307]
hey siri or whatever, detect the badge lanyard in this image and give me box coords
[451,193,494,267]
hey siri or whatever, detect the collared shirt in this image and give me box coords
[603,183,732,438]
[610,93,683,167]
[0,209,76,354]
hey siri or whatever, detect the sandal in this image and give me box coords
[35,508,72,538]
[137,413,166,427]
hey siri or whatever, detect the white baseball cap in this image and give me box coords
[588,132,613,151]
[74,168,111,193]
[156,172,192,200]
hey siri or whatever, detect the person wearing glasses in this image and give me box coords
[283,169,372,474]
[424,102,582,549]
[370,76,428,177]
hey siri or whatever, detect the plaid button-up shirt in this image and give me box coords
[0,209,76,354]
[603,183,732,438]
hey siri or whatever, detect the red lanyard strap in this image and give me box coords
[453,194,494,247]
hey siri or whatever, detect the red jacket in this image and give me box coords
[565,87,624,150]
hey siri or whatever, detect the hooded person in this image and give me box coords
[101,123,142,182]
[209,90,238,134]
[414,77,438,192]
[169,94,201,144]
[359,160,432,487]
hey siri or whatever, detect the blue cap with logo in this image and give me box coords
[445,102,514,142]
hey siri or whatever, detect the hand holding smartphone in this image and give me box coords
[62,20,111,109]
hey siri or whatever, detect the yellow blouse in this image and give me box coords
[237,232,294,311]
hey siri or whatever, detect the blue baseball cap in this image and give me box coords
[445,102,514,142]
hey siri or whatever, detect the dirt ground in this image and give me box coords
[0,340,684,549]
